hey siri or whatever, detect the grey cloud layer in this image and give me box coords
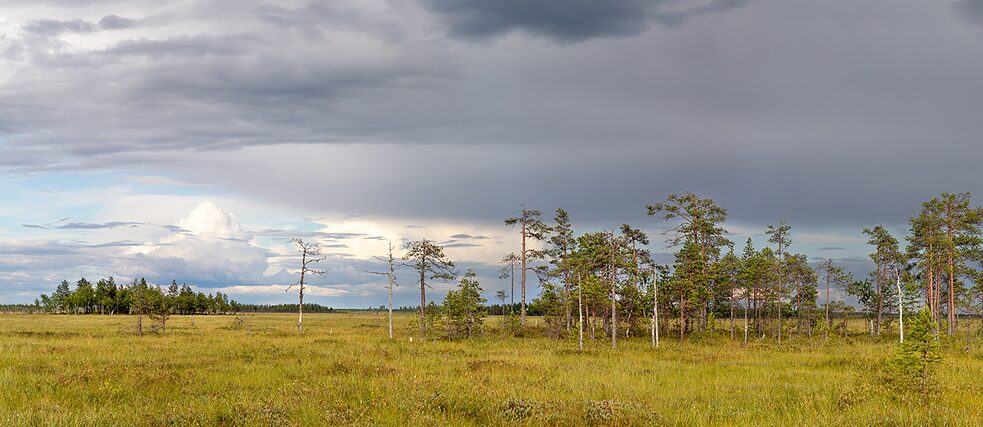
[421,0,749,42]
[3,0,983,229]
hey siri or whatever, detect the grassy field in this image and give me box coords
[1,313,982,426]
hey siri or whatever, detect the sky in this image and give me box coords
[2,0,983,307]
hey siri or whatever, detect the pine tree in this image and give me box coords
[890,307,942,393]
[766,221,792,343]
[817,259,852,342]
[403,239,456,335]
[443,271,487,339]
[647,192,730,336]
[505,208,549,327]
[548,209,576,333]
[863,225,902,335]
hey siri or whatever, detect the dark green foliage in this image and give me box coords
[889,307,942,392]
[403,239,456,335]
[530,282,565,338]
[443,271,487,339]
[36,277,239,319]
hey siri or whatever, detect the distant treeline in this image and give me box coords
[0,304,33,313]
[35,277,239,315]
[237,303,335,313]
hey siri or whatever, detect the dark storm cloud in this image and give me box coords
[3,0,983,231]
[954,0,983,21]
[421,0,749,42]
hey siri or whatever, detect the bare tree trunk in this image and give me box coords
[928,246,935,321]
[565,267,571,334]
[825,269,831,342]
[137,314,143,336]
[897,274,904,343]
[520,222,527,326]
[589,303,596,341]
[511,262,515,315]
[578,277,584,352]
[388,245,394,340]
[653,269,660,349]
[730,276,736,340]
[743,297,749,345]
[949,256,956,336]
[298,250,306,334]
[564,242,571,334]
[876,257,883,335]
[947,207,956,336]
[419,263,426,335]
[610,234,617,350]
[679,289,685,343]
[777,286,782,344]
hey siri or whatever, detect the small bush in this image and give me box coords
[500,398,537,421]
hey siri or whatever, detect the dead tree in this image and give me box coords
[286,239,325,334]
[651,265,661,349]
[368,242,398,340]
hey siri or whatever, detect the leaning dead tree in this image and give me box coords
[368,242,398,340]
[286,238,325,334]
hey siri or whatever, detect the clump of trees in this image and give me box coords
[483,191,983,349]
[442,271,487,338]
[35,277,240,318]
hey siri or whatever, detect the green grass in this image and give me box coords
[1,313,981,426]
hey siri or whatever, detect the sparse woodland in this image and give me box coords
[17,191,983,423]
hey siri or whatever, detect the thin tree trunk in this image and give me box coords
[876,257,883,336]
[679,288,685,343]
[578,276,584,352]
[897,274,904,343]
[298,250,306,334]
[564,263,571,334]
[511,261,515,315]
[825,268,831,342]
[419,253,427,335]
[947,206,956,336]
[743,296,749,345]
[521,222,527,326]
[610,234,617,349]
[654,269,660,348]
[388,246,394,340]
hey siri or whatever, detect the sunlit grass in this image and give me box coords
[1,313,981,425]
